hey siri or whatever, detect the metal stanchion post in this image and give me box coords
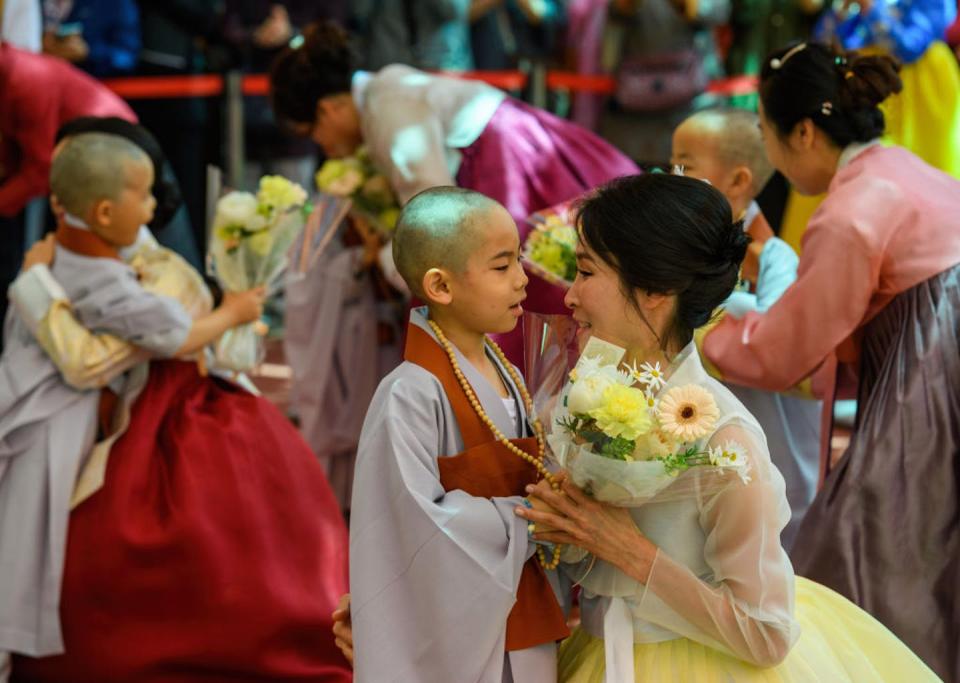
[528,60,548,110]
[224,70,245,189]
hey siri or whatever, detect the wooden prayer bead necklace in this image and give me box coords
[427,319,562,571]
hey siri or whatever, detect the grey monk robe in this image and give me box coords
[349,308,569,683]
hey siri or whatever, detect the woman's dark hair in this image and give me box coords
[270,21,355,128]
[55,116,182,231]
[759,42,902,146]
[577,174,749,352]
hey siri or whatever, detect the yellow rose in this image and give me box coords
[588,384,653,440]
[257,175,307,212]
[315,158,364,195]
[247,230,273,257]
[377,207,401,231]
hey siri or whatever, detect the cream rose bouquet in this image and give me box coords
[547,340,750,505]
[522,202,579,288]
[208,175,311,370]
[315,146,400,237]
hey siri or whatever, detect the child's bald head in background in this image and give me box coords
[50,132,151,218]
[671,108,774,216]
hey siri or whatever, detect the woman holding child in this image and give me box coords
[517,173,937,681]
[701,42,960,680]
[2,126,351,682]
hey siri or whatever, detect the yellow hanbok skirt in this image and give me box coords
[557,577,940,682]
[780,41,960,253]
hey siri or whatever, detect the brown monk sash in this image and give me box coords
[404,323,570,652]
[54,221,122,437]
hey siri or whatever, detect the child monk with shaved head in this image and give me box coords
[347,186,569,683]
[0,133,264,670]
[671,109,821,549]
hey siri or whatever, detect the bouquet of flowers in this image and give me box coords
[522,201,579,288]
[315,146,400,237]
[546,338,750,505]
[208,175,311,371]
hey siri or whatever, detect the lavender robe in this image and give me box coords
[284,238,400,510]
[0,245,191,657]
[349,310,564,683]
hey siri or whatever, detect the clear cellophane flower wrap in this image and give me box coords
[208,176,311,371]
[521,201,579,289]
[525,320,753,509]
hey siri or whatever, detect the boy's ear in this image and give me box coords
[729,165,754,199]
[422,267,454,306]
[90,198,113,227]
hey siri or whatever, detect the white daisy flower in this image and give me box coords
[638,361,666,392]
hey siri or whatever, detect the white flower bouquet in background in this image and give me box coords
[547,338,750,506]
[208,175,311,371]
[315,146,400,237]
[522,201,579,288]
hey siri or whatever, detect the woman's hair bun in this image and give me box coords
[840,51,903,110]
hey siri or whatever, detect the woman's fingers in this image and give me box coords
[532,531,580,546]
[516,504,588,544]
[561,479,592,507]
[526,482,577,515]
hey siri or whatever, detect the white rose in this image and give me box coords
[215,191,259,229]
[566,373,615,415]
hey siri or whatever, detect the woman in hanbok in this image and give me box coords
[1,125,351,682]
[268,20,639,368]
[700,42,960,681]
[778,0,960,250]
[516,172,938,682]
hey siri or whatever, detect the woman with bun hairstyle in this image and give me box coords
[779,0,959,251]
[514,173,936,682]
[269,21,639,368]
[701,42,960,680]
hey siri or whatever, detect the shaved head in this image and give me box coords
[393,186,507,296]
[681,108,774,195]
[50,132,151,217]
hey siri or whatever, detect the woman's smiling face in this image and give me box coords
[564,236,662,352]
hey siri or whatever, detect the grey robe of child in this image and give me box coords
[349,310,565,683]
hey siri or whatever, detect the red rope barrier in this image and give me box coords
[102,70,757,100]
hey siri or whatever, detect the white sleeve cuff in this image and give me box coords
[756,238,799,312]
[378,240,411,297]
[9,265,69,335]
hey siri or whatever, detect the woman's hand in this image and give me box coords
[221,286,266,326]
[516,476,659,584]
[331,593,354,665]
[22,234,56,271]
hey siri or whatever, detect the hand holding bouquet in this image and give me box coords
[208,175,311,370]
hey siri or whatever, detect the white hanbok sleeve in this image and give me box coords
[635,423,800,666]
[724,237,800,319]
[364,95,456,205]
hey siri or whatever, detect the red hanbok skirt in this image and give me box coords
[13,361,351,683]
